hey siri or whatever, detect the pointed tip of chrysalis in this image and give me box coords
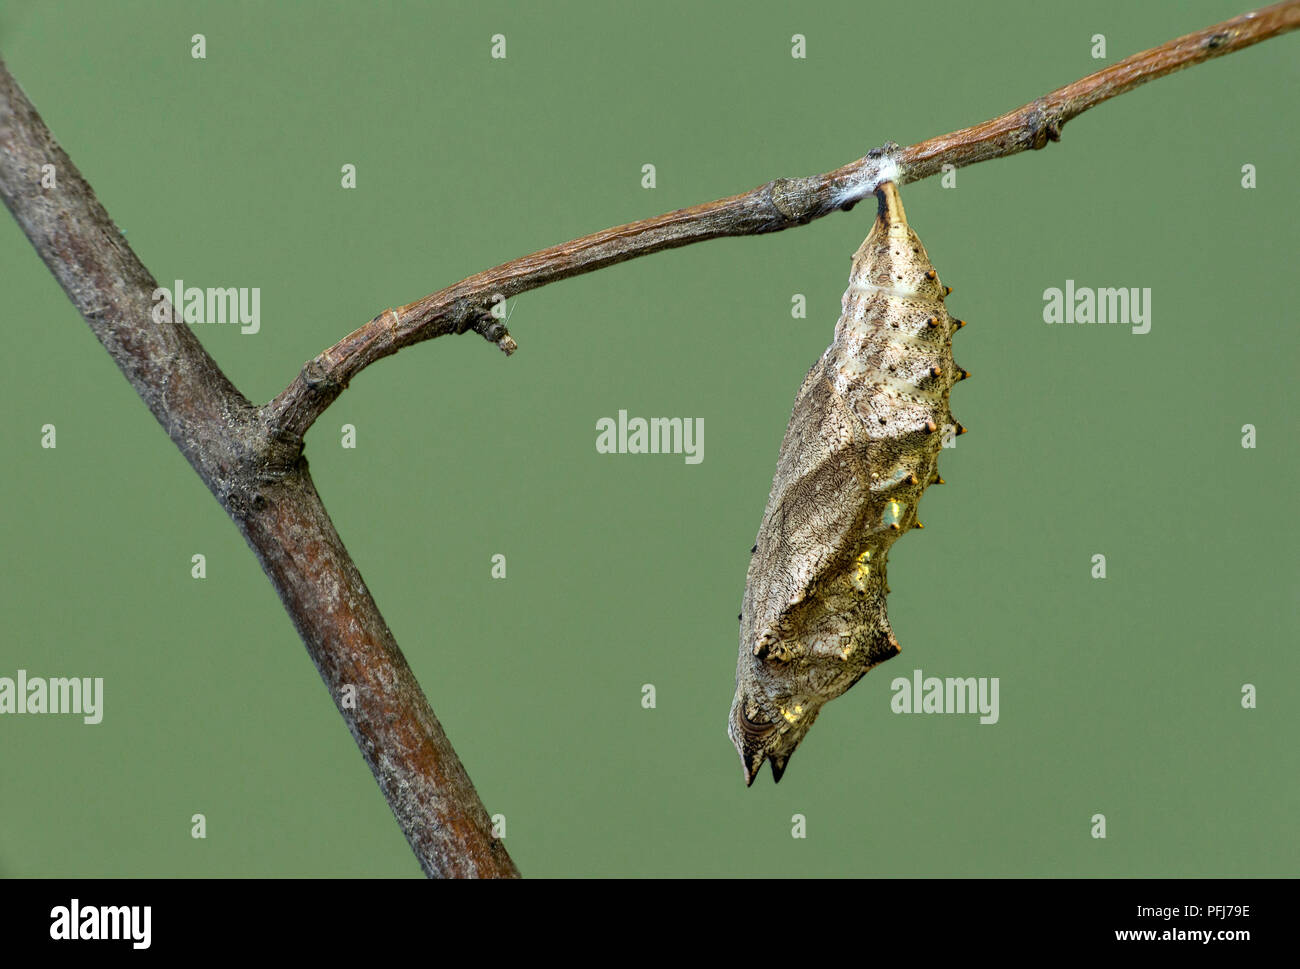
[732,720,770,788]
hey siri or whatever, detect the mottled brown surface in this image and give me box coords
[0,59,516,878]
[266,2,1299,446]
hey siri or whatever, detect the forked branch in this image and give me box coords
[1,1,1294,879]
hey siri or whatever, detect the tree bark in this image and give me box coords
[0,58,518,879]
[2,1,1295,877]
[266,1,1300,445]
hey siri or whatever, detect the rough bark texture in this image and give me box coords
[0,58,518,879]
[235,469,518,878]
[266,1,1300,446]
[1,1,1294,878]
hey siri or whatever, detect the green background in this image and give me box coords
[1,0,1295,877]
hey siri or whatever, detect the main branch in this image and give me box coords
[1,0,1294,879]
[0,59,517,878]
[265,0,1300,445]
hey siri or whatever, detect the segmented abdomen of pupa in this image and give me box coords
[828,181,966,505]
[729,180,968,785]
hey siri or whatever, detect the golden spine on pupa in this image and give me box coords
[729,181,969,786]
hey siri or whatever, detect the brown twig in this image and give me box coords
[0,1,1294,879]
[265,0,1300,445]
[0,58,517,879]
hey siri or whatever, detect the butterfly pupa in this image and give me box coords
[729,181,967,785]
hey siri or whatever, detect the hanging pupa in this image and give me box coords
[729,181,969,785]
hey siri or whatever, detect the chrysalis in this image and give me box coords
[729,181,968,785]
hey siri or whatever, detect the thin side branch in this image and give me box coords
[265,0,1300,444]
